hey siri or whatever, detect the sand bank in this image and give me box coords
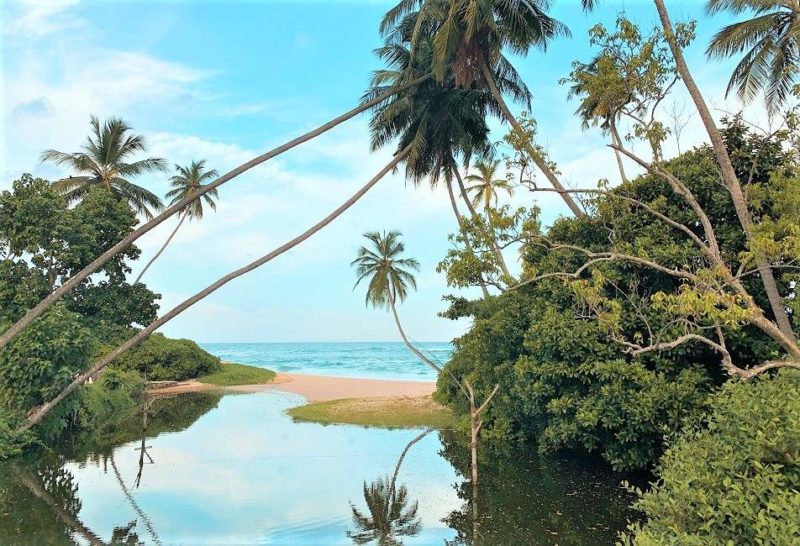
[148,372,436,402]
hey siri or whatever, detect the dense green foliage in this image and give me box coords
[113,333,221,381]
[0,174,217,457]
[198,361,274,386]
[624,369,800,545]
[436,120,798,471]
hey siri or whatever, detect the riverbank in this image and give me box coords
[147,362,445,428]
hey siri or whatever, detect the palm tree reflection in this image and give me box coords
[347,429,432,545]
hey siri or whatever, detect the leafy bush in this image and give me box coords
[113,333,221,381]
[623,370,800,545]
[77,369,145,431]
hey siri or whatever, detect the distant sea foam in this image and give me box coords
[199,341,451,381]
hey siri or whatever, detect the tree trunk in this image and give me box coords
[609,121,628,183]
[653,0,795,342]
[470,404,480,484]
[447,178,491,299]
[19,147,412,432]
[133,211,188,284]
[0,75,431,352]
[455,169,479,218]
[479,60,585,218]
[389,296,442,375]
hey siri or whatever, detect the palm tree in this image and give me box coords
[351,231,441,375]
[706,0,800,114]
[347,477,421,545]
[380,0,585,217]
[352,231,499,485]
[134,160,219,284]
[566,54,629,182]
[41,116,167,219]
[464,160,514,280]
[1,77,429,355]
[465,160,513,211]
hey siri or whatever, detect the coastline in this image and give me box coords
[148,371,437,402]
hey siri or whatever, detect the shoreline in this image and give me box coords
[148,371,437,402]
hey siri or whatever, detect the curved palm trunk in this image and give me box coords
[0,75,431,352]
[653,0,796,342]
[455,171,479,217]
[133,211,187,284]
[20,147,412,432]
[478,59,585,218]
[609,121,628,183]
[447,179,491,299]
[388,296,442,375]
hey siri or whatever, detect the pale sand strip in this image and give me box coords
[149,372,436,402]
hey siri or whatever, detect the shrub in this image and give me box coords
[77,369,145,431]
[113,333,221,381]
[623,370,800,545]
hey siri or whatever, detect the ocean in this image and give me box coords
[199,341,452,381]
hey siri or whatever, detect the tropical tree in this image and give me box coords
[380,0,585,217]
[464,160,515,282]
[465,160,513,211]
[0,75,428,353]
[351,230,435,371]
[352,231,499,484]
[706,0,800,114]
[41,116,166,219]
[134,160,219,284]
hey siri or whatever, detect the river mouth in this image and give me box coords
[0,391,636,545]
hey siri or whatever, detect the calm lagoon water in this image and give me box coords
[199,342,450,381]
[0,343,637,545]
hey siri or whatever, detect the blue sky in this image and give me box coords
[1,1,757,342]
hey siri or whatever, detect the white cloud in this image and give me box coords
[2,0,84,38]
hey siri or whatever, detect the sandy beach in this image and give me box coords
[149,372,436,402]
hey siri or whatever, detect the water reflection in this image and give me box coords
[347,429,431,545]
[0,392,635,545]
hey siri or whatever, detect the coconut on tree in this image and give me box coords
[134,160,219,284]
[41,115,167,219]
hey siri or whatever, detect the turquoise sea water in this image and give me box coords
[200,342,450,381]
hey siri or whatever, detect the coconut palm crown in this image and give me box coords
[41,115,167,219]
[165,160,219,220]
[352,230,420,308]
[706,0,800,113]
[465,159,513,210]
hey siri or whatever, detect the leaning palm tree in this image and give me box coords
[351,230,439,374]
[134,160,219,283]
[41,115,167,219]
[352,231,498,485]
[706,0,800,114]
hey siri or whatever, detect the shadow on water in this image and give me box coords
[437,430,639,546]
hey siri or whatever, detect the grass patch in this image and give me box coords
[287,395,455,429]
[198,362,276,386]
